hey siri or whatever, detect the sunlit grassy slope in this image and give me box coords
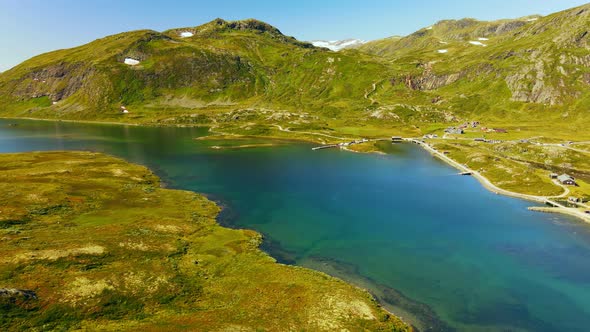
[0,4,588,136]
[0,151,409,331]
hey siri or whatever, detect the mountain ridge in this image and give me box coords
[0,5,588,137]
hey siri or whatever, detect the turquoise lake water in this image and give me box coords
[1,119,590,331]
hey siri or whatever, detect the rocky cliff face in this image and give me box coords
[9,62,92,103]
[392,66,464,91]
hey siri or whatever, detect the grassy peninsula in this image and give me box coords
[0,151,409,331]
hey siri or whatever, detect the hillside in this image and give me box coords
[359,4,590,110]
[0,18,390,126]
[0,5,588,139]
[0,151,409,331]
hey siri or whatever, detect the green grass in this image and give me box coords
[1,6,590,222]
[0,151,409,331]
[429,139,590,197]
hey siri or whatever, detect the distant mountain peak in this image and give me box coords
[196,18,285,36]
[310,39,366,51]
[168,18,313,48]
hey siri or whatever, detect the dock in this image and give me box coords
[312,145,338,151]
[312,138,370,151]
[391,136,403,143]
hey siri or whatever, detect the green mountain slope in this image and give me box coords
[359,4,590,111]
[0,19,391,123]
[0,5,589,137]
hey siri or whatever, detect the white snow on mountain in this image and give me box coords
[180,31,194,38]
[469,41,487,47]
[124,58,140,66]
[311,39,366,51]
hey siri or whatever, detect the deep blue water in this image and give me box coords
[2,119,590,331]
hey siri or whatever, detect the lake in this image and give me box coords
[2,119,590,331]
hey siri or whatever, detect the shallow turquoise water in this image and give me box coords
[2,119,590,331]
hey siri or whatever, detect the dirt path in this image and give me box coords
[409,138,590,223]
[552,179,570,199]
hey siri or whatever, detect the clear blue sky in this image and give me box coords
[1,0,588,71]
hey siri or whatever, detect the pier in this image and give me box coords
[312,144,338,151]
[391,136,403,143]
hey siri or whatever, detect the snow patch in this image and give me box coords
[311,39,365,51]
[526,18,539,22]
[438,49,448,54]
[180,31,194,38]
[124,58,140,66]
[478,37,489,41]
[426,26,433,30]
[469,41,487,47]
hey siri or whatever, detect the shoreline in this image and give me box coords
[5,116,590,329]
[0,116,144,127]
[5,117,589,224]
[408,138,590,224]
[1,116,339,145]
[528,206,590,220]
[5,116,588,223]
[0,117,413,329]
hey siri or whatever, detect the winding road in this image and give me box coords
[408,138,590,223]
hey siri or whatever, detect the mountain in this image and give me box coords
[0,18,391,126]
[357,3,590,113]
[311,39,366,51]
[0,5,589,136]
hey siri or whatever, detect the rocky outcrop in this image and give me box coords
[195,18,314,48]
[505,50,587,104]
[0,288,37,300]
[394,62,465,91]
[10,62,93,102]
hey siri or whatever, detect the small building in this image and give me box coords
[568,197,582,203]
[549,173,558,179]
[558,174,576,186]
[444,127,464,135]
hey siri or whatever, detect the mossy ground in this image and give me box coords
[0,151,409,331]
